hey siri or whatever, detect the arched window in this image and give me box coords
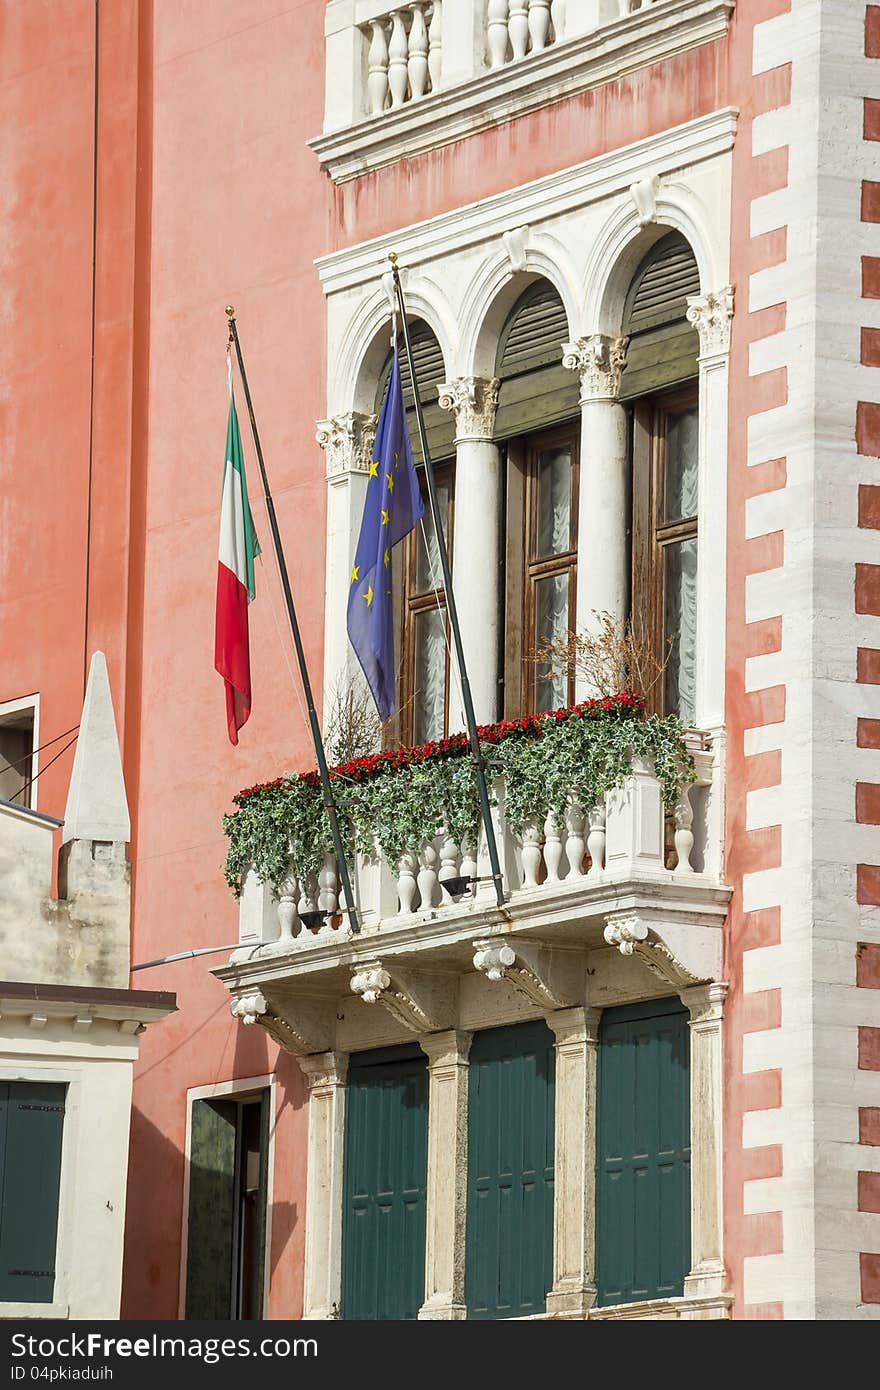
[375,322,454,746]
[495,282,581,718]
[622,233,700,725]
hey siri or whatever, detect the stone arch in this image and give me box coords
[461,232,582,379]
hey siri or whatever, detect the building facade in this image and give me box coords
[2,0,880,1321]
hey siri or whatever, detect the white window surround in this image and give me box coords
[0,693,40,811]
[177,1074,278,1320]
[316,107,734,754]
[312,0,734,183]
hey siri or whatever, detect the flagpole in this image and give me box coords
[225,307,361,935]
[387,258,506,910]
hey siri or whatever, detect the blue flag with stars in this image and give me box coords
[347,348,425,721]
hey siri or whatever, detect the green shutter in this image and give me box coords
[619,232,700,400]
[377,324,456,462]
[465,1020,555,1319]
[341,1046,428,1320]
[0,1081,66,1304]
[494,282,580,439]
[596,997,690,1307]
[185,1098,237,1319]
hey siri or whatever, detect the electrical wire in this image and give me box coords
[10,733,79,804]
[0,723,80,773]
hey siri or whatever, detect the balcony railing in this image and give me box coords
[234,736,717,956]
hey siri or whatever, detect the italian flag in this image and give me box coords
[214,395,260,744]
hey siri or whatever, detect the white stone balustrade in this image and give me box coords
[235,747,715,949]
[361,4,442,118]
[487,0,566,68]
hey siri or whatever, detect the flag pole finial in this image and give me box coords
[225,304,236,318]
[387,252,398,266]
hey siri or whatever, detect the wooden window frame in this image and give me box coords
[396,460,455,748]
[631,383,699,719]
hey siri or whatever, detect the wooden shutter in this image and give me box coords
[494,282,579,439]
[596,997,691,1307]
[341,1046,428,1320]
[184,1098,238,1318]
[619,233,700,400]
[0,1081,66,1304]
[465,1020,555,1319]
[376,323,455,463]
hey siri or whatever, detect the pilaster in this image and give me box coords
[546,1006,602,1318]
[679,983,727,1301]
[300,1051,349,1320]
[418,1030,472,1320]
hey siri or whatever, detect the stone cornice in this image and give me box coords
[314,107,738,297]
[310,0,735,184]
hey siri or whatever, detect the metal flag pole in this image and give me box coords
[225,306,360,934]
[387,257,506,910]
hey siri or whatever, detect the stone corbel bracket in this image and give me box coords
[230,989,335,1056]
[349,959,455,1033]
[603,913,721,989]
[472,939,582,1010]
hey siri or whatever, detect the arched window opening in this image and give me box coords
[624,233,700,726]
[495,282,580,719]
[375,322,454,747]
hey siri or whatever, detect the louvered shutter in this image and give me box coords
[0,1081,66,1304]
[184,1098,237,1318]
[619,233,701,399]
[376,323,455,462]
[494,282,579,438]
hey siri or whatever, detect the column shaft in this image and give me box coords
[449,438,502,729]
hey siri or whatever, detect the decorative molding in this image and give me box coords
[315,107,738,298]
[679,980,729,1026]
[562,334,629,402]
[349,959,455,1033]
[603,912,721,988]
[437,377,500,441]
[230,990,268,1026]
[316,411,378,479]
[297,1050,349,1092]
[472,939,580,1010]
[310,0,735,184]
[629,174,659,226]
[686,286,734,356]
[502,224,530,271]
[230,990,335,1056]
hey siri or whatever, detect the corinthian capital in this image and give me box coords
[315,411,378,479]
[561,335,628,402]
[437,377,500,442]
[686,286,734,356]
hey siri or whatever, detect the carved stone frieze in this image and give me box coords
[685,287,734,356]
[561,334,629,402]
[472,938,581,1010]
[316,411,378,479]
[349,959,455,1033]
[437,377,500,442]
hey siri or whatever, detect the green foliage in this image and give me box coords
[222,701,694,897]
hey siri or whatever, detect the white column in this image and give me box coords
[418,1030,472,1319]
[546,1006,601,1317]
[437,377,502,729]
[299,1051,349,1319]
[561,336,629,701]
[679,983,727,1301]
[686,287,733,734]
[317,413,379,726]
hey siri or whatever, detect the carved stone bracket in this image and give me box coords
[316,411,378,479]
[502,224,530,271]
[603,912,722,990]
[349,959,455,1033]
[230,989,335,1056]
[561,335,629,403]
[686,287,734,357]
[437,377,500,442]
[472,938,581,1011]
[629,174,659,226]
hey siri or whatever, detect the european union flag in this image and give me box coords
[347,349,425,720]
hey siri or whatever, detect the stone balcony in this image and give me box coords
[311,0,734,180]
[215,733,730,1054]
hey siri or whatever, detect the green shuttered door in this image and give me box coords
[466,1020,555,1319]
[0,1081,66,1304]
[597,997,690,1307]
[342,1046,428,1320]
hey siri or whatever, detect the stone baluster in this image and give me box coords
[460,836,478,897]
[427,2,442,91]
[418,839,440,910]
[550,0,565,39]
[366,20,390,116]
[318,850,339,915]
[543,809,564,884]
[438,830,461,902]
[519,818,543,889]
[529,0,552,50]
[487,0,510,68]
[674,784,696,874]
[277,861,300,944]
[388,11,410,107]
[509,0,530,58]
[586,803,606,877]
[408,4,429,99]
[397,850,418,914]
[564,793,586,878]
[298,871,319,919]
